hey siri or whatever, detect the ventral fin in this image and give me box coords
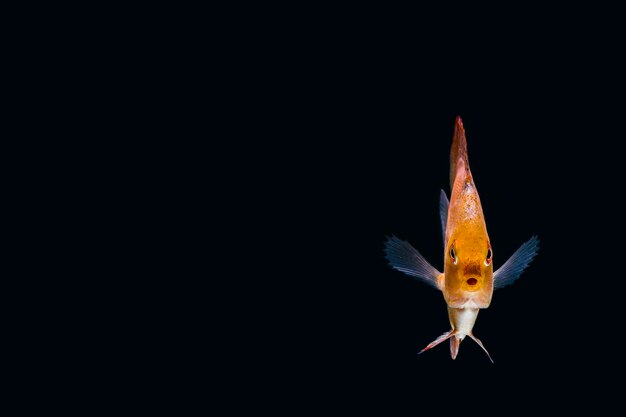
[419,331,455,355]
[468,334,494,363]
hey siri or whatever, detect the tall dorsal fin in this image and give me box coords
[449,116,470,189]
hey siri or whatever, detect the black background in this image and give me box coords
[235,44,626,410]
[12,6,626,413]
[210,16,626,411]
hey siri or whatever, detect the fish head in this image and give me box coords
[445,232,493,297]
[444,160,494,308]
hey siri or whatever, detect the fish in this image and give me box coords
[384,116,539,362]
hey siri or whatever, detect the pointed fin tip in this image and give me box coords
[450,115,468,188]
[455,116,465,137]
[468,334,494,363]
[418,331,455,355]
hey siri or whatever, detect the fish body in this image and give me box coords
[385,116,539,362]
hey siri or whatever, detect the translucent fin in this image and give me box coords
[468,334,494,363]
[494,235,540,289]
[418,331,455,355]
[450,336,461,360]
[384,235,441,290]
[439,189,449,247]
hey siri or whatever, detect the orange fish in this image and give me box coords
[384,116,539,362]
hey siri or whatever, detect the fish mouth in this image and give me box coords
[463,276,481,290]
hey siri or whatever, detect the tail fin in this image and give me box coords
[450,335,461,359]
[449,115,469,189]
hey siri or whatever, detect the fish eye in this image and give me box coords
[450,247,457,265]
[485,248,492,266]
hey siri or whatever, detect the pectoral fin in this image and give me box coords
[384,235,442,290]
[439,189,449,247]
[494,235,540,289]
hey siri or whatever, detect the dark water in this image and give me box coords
[237,75,623,410]
[210,32,626,412]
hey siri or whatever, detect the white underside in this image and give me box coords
[449,307,479,339]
